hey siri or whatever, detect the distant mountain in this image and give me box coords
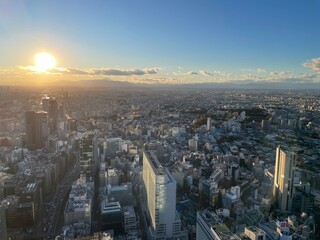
[48,79,141,88]
[178,81,320,90]
[36,79,320,90]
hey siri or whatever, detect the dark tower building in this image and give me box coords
[79,133,94,181]
[42,97,58,133]
[25,111,49,150]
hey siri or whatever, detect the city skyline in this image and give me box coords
[0,1,320,86]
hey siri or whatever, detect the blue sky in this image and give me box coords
[0,0,319,85]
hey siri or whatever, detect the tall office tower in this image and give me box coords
[273,146,296,212]
[143,151,186,239]
[79,133,94,181]
[25,111,49,150]
[207,117,212,131]
[42,97,58,133]
[0,203,8,240]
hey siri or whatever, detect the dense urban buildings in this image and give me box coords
[0,87,319,240]
[1,0,319,239]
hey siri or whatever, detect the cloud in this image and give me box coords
[17,66,161,76]
[300,73,317,79]
[199,70,214,76]
[270,71,291,76]
[303,58,320,72]
[256,68,266,73]
[187,71,198,75]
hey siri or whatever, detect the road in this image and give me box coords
[28,152,80,239]
[47,159,80,237]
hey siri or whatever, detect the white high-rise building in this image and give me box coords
[273,146,296,212]
[207,117,212,131]
[143,151,187,239]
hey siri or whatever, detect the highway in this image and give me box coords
[29,152,80,239]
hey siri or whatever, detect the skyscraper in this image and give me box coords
[79,133,94,181]
[25,111,49,150]
[273,146,296,212]
[207,117,212,131]
[142,151,187,239]
[42,96,58,133]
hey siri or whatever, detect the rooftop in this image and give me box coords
[198,210,240,240]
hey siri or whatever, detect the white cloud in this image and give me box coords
[303,58,320,72]
[17,66,161,76]
[199,70,214,76]
[256,68,266,73]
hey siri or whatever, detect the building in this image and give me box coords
[17,181,43,219]
[123,205,137,234]
[244,226,266,240]
[42,96,58,133]
[64,179,92,226]
[104,138,122,158]
[207,117,212,131]
[79,133,94,181]
[196,210,238,240]
[291,182,314,215]
[3,196,35,229]
[25,111,49,149]
[106,168,119,186]
[189,138,198,152]
[0,202,8,240]
[273,146,296,212]
[62,222,91,239]
[143,151,187,239]
[100,201,123,233]
[108,183,134,206]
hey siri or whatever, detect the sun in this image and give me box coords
[34,52,56,72]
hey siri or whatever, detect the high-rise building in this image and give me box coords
[0,202,8,240]
[142,151,187,239]
[207,117,212,131]
[80,133,94,181]
[273,146,296,212]
[25,111,49,149]
[42,97,58,133]
[104,138,122,158]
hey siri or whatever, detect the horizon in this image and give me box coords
[0,1,319,87]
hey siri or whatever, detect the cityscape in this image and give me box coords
[0,87,319,240]
[1,1,320,240]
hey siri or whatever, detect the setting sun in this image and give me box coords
[34,52,56,72]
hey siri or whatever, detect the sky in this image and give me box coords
[0,0,320,86]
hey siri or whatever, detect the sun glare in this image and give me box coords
[34,52,56,72]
